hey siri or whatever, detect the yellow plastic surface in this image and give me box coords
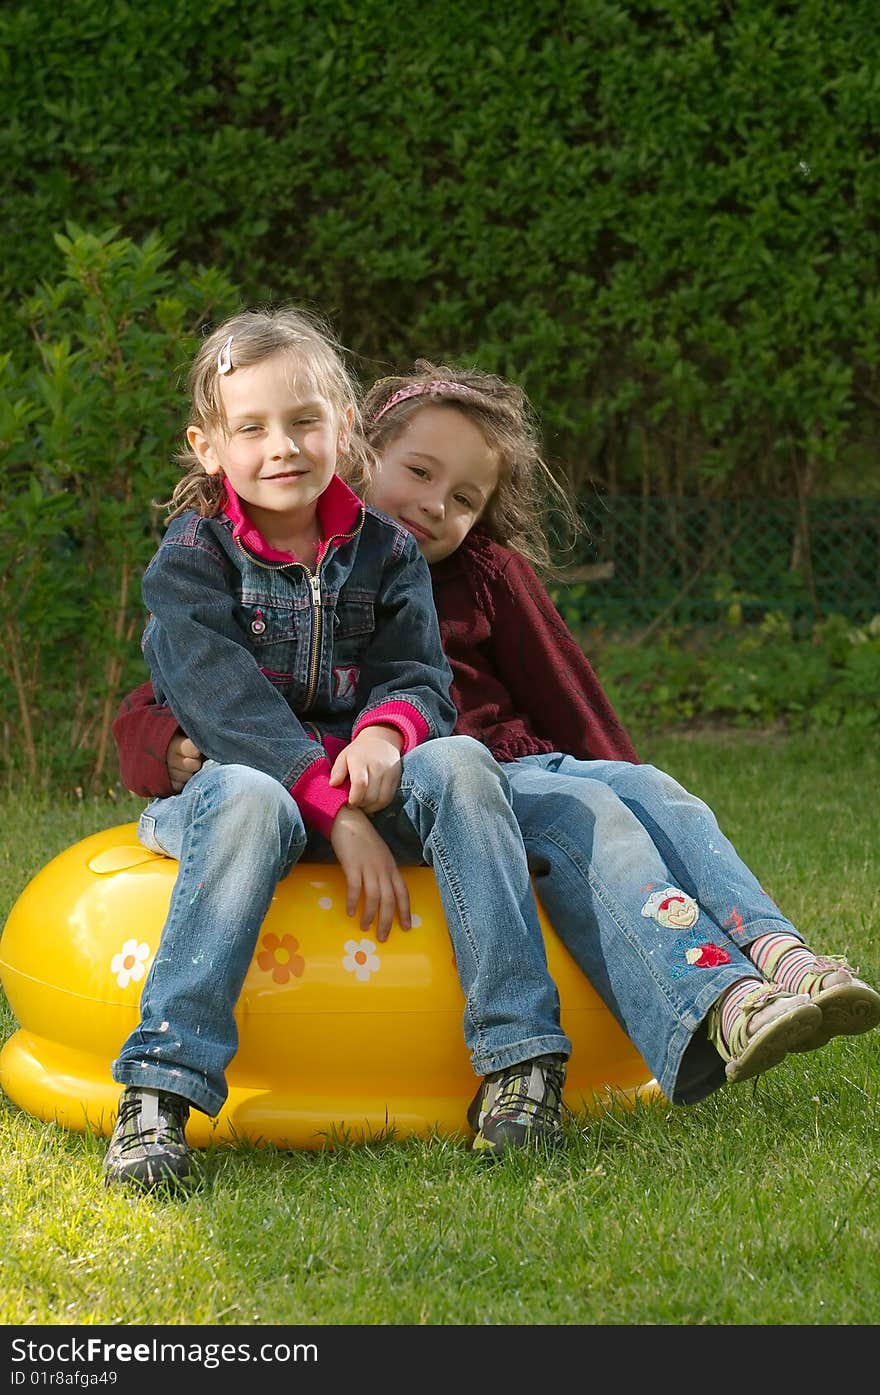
[0,823,659,1149]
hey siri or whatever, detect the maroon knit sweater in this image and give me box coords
[113,531,637,798]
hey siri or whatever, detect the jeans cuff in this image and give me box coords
[471,1032,571,1076]
[111,1062,221,1119]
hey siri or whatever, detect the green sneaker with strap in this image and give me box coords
[468,1054,567,1154]
[102,1087,195,1191]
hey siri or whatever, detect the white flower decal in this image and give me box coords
[111,938,151,989]
[343,938,380,982]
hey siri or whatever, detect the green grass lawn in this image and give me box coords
[0,729,877,1326]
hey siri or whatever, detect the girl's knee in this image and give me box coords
[205,764,304,844]
[621,763,686,799]
[211,763,283,805]
[428,734,499,775]
[406,735,506,799]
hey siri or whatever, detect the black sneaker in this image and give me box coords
[467,1054,567,1154]
[102,1087,195,1190]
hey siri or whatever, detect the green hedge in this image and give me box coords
[4,2,880,787]
[0,228,239,790]
[594,611,880,734]
[4,0,880,498]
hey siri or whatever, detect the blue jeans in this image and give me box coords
[112,736,569,1116]
[506,754,804,1104]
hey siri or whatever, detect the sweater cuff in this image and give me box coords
[290,756,351,838]
[352,700,429,754]
[112,706,181,800]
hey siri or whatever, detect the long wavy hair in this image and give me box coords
[360,360,580,573]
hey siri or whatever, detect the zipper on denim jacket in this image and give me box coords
[235,510,364,713]
[304,571,322,708]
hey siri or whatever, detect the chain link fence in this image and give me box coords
[558,497,880,633]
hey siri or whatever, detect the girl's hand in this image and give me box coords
[328,805,411,941]
[168,734,204,792]
[328,725,403,814]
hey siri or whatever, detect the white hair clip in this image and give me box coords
[217,334,234,375]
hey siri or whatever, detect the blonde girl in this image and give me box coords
[104,317,573,1187]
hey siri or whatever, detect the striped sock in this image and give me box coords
[748,932,823,993]
[716,978,764,1053]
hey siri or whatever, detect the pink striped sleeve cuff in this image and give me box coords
[290,757,351,838]
[352,700,429,753]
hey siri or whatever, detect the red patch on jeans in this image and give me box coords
[686,943,732,968]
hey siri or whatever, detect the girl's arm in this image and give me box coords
[324,538,457,816]
[486,550,639,763]
[346,536,457,751]
[112,681,181,798]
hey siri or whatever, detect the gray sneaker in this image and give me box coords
[103,1087,194,1190]
[467,1054,567,1154]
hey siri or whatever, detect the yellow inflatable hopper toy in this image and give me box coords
[0,823,659,1149]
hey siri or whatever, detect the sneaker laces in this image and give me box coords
[485,1056,566,1127]
[115,1090,188,1156]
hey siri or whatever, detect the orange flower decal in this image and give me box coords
[257,932,305,984]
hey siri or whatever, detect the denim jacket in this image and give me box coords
[141,474,456,835]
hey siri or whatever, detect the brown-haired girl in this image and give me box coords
[115,357,880,1155]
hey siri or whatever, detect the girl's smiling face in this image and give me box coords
[369,405,500,563]
[187,350,348,546]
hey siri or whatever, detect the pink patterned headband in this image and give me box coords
[369,381,484,423]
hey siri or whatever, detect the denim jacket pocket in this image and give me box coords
[241,600,298,684]
[332,597,375,668]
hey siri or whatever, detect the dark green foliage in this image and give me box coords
[0,225,238,789]
[3,2,879,786]
[551,495,880,631]
[594,611,880,733]
[3,0,879,496]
